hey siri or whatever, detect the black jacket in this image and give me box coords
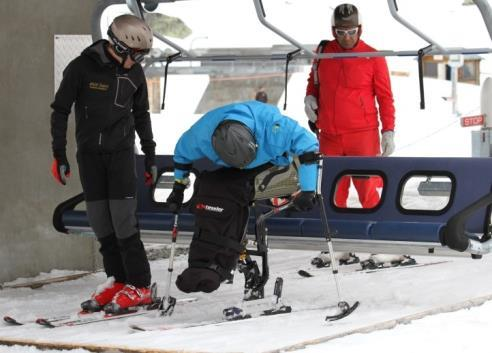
[50,40,156,158]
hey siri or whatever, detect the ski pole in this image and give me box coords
[316,156,359,321]
[159,213,178,316]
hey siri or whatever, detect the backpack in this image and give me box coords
[312,40,329,90]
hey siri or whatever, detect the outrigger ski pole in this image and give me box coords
[158,213,178,316]
[315,156,359,321]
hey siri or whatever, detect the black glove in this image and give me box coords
[293,191,316,212]
[308,120,318,134]
[144,155,158,187]
[51,152,71,185]
[166,182,187,213]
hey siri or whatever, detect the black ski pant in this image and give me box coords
[77,148,151,288]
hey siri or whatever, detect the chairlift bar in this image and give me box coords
[126,0,145,19]
[153,32,192,58]
[133,0,193,57]
[145,47,492,66]
[387,0,445,52]
[252,0,315,58]
[474,0,492,42]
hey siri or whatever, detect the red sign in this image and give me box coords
[460,114,485,127]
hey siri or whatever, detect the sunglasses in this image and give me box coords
[334,27,359,37]
[108,29,150,63]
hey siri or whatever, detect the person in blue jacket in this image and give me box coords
[166,100,319,294]
[166,100,319,213]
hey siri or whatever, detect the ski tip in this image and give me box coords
[297,270,313,278]
[35,318,55,328]
[177,297,198,304]
[3,316,22,325]
[129,324,146,331]
[325,301,360,322]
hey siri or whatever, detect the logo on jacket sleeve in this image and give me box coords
[196,203,224,213]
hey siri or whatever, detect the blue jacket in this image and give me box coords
[173,101,319,191]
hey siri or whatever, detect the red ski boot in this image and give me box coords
[104,284,153,314]
[80,278,125,312]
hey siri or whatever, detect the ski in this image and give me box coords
[3,314,71,326]
[36,309,153,328]
[33,297,197,328]
[129,305,292,332]
[131,278,291,331]
[356,260,449,274]
[129,319,222,332]
[298,260,449,278]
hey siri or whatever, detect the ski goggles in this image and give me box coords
[107,29,150,63]
[334,27,359,37]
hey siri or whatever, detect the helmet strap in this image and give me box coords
[107,28,131,67]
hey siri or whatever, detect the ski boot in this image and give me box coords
[360,254,417,270]
[80,277,124,313]
[238,258,264,301]
[311,251,359,268]
[104,283,156,314]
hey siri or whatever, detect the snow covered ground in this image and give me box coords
[0,250,491,353]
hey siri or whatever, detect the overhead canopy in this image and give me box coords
[93,0,492,62]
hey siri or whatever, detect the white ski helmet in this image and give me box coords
[331,4,361,27]
[108,14,153,51]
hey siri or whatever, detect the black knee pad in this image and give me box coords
[176,268,221,293]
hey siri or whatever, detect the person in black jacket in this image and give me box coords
[50,15,157,314]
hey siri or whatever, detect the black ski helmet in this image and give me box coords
[212,120,257,169]
[255,91,268,103]
[331,4,361,27]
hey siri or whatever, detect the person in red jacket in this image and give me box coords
[304,3,395,209]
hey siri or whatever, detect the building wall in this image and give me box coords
[0,1,101,282]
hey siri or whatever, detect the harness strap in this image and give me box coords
[174,161,193,171]
[312,40,329,89]
[298,152,321,165]
[189,261,233,281]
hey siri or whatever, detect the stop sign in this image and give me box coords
[461,114,484,127]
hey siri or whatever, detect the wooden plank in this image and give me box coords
[0,336,215,353]
[0,271,96,290]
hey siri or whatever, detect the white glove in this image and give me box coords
[381,131,395,156]
[304,95,318,123]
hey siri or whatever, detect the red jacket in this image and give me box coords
[306,39,395,135]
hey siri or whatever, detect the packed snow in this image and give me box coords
[0,250,491,353]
